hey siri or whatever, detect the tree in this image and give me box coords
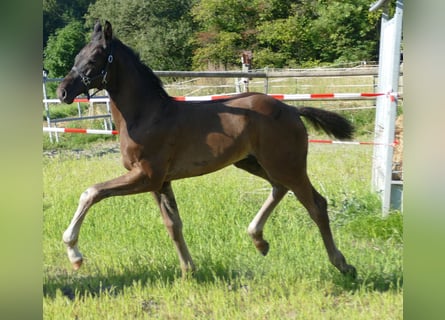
[254,1,318,68]
[43,0,93,47]
[192,0,379,69]
[43,20,87,78]
[84,0,196,70]
[191,0,260,69]
[43,0,381,72]
[307,0,380,63]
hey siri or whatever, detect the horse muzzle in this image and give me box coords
[56,86,71,104]
[57,75,86,104]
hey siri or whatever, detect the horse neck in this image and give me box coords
[106,42,170,120]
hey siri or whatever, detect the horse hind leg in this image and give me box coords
[152,182,195,277]
[290,175,357,277]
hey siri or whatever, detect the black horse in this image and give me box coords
[57,21,356,278]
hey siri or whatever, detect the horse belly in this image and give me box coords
[165,134,250,180]
[165,106,252,180]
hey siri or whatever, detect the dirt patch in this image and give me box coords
[43,141,120,159]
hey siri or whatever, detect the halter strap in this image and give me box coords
[71,51,114,99]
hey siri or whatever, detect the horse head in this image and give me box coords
[57,21,114,104]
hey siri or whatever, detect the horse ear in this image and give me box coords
[92,20,103,41]
[104,21,113,43]
[93,20,102,34]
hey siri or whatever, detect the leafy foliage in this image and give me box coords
[191,0,261,68]
[43,0,93,47]
[43,20,87,78]
[84,0,196,70]
[191,0,380,69]
[309,0,380,63]
[43,0,384,71]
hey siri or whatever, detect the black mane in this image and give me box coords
[112,37,170,99]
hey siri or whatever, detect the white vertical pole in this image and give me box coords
[42,71,53,143]
[371,0,403,215]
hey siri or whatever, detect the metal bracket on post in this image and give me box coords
[370,0,404,215]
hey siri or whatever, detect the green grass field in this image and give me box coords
[43,72,402,318]
[43,141,402,319]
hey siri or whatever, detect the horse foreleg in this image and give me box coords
[248,185,288,255]
[152,182,195,277]
[233,156,288,255]
[62,167,153,270]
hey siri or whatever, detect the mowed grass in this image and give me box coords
[43,143,402,319]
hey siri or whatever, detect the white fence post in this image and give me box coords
[370,0,404,215]
[42,71,56,142]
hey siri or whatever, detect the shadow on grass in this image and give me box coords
[330,268,403,293]
[44,260,402,300]
[43,261,247,300]
[43,266,176,300]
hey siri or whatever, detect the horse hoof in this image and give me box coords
[257,241,269,256]
[72,259,83,270]
[342,265,357,279]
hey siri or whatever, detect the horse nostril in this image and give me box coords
[57,87,67,101]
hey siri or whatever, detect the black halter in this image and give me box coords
[71,52,113,99]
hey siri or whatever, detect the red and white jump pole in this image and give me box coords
[43,127,119,135]
[174,92,393,101]
[42,127,398,147]
[44,91,399,146]
[43,91,398,104]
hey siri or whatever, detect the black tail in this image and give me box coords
[298,107,354,140]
